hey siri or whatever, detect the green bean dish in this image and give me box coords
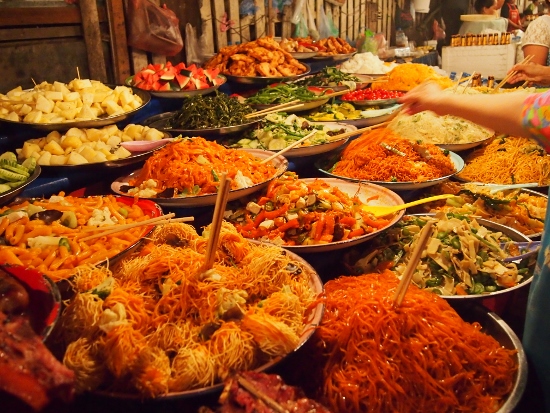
[245,84,324,105]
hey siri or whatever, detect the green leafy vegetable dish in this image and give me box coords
[291,67,360,87]
[0,151,37,194]
[168,92,254,129]
[245,84,324,105]
[348,212,533,296]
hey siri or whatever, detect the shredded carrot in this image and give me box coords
[300,270,517,413]
[332,128,456,183]
[130,137,277,196]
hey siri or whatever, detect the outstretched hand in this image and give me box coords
[398,82,447,116]
[507,63,550,86]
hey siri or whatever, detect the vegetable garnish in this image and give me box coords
[348,212,532,296]
[245,84,325,105]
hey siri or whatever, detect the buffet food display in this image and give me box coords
[0,39,539,412]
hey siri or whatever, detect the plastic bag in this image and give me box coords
[306,1,319,40]
[294,12,309,38]
[185,23,210,65]
[240,0,258,17]
[291,0,306,24]
[126,0,183,56]
[319,6,339,38]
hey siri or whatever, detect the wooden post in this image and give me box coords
[255,0,267,39]
[213,0,228,49]
[228,0,241,44]
[79,0,108,82]
[105,0,131,84]
[199,0,215,55]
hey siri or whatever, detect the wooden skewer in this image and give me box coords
[453,72,463,92]
[0,99,35,106]
[260,130,317,164]
[245,99,301,118]
[76,66,81,79]
[325,119,394,143]
[461,71,476,94]
[31,78,37,86]
[203,173,232,271]
[393,221,434,307]
[493,55,534,92]
[236,375,289,413]
[245,103,308,119]
[79,213,194,241]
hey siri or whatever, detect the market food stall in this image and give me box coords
[0,1,548,411]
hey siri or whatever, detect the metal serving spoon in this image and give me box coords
[121,138,174,152]
[501,241,542,262]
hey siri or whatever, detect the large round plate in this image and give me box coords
[0,264,61,342]
[344,96,400,107]
[247,178,404,253]
[437,136,492,152]
[21,134,171,172]
[281,122,356,157]
[313,52,356,61]
[413,214,534,300]
[252,98,329,113]
[94,246,324,400]
[0,165,41,206]
[111,149,289,207]
[312,104,401,129]
[223,64,311,86]
[288,73,375,91]
[141,111,260,137]
[125,74,226,98]
[316,150,465,191]
[291,51,318,59]
[0,87,151,132]
[453,303,527,413]
[453,174,547,188]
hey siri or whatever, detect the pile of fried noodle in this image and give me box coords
[302,270,517,413]
[130,137,278,196]
[60,222,318,396]
[458,135,550,185]
[332,128,456,182]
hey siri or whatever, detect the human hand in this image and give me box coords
[398,82,447,115]
[507,63,550,86]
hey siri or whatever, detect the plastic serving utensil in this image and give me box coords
[484,183,539,194]
[121,138,174,152]
[501,241,542,262]
[360,194,455,218]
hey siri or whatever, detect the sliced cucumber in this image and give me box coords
[6,180,25,188]
[0,169,29,182]
[0,160,30,177]
[21,157,37,173]
[0,184,11,193]
[0,152,17,163]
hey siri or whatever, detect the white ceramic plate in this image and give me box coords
[291,51,318,59]
[316,151,465,191]
[240,178,405,253]
[437,136,492,152]
[94,246,324,400]
[111,149,288,207]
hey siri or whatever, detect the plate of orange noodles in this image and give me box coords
[315,128,464,190]
[293,270,527,413]
[58,222,324,400]
[111,138,288,207]
[0,194,162,282]
[224,174,405,253]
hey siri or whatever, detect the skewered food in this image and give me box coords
[0,79,143,123]
[204,37,308,77]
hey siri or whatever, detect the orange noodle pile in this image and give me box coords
[60,222,318,397]
[302,270,517,413]
[130,137,278,196]
[332,128,456,182]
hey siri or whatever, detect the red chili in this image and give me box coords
[341,89,405,102]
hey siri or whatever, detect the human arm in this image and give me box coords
[507,62,550,85]
[398,82,528,137]
[522,44,549,65]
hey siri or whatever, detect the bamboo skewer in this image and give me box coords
[393,221,434,307]
[461,71,476,94]
[493,55,534,92]
[235,375,289,413]
[203,173,232,270]
[0,99,36,106]
[245,99,301,118]
[79,213,194,241]
[453,72,463,92]
[260,131,317,164]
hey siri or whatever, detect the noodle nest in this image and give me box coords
[60,222,320,397]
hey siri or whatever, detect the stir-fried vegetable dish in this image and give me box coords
[291,67,360,87]
[225,172,394,246]
[228,113,346,151]
[168,92,254,129]
[349,212,531,296]
[245,84,325,105]
[411,181,546,236]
